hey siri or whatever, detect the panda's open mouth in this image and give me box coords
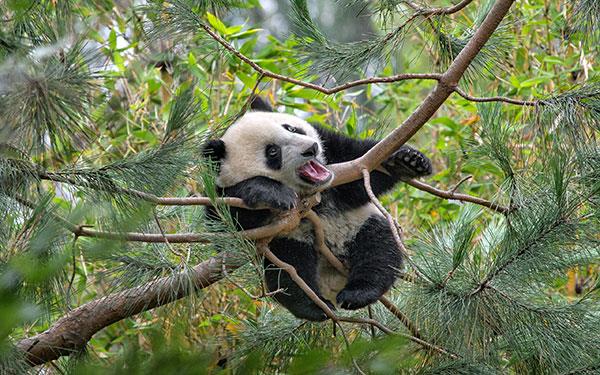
[298,160,332,185]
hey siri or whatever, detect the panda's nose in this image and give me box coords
[301,142,318,158]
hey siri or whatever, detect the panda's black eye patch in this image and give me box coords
[282,124,306,135]
[265,144,282,170]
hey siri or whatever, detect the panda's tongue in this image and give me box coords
[299,160,331,184]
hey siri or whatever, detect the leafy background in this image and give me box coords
[1,0,599,373]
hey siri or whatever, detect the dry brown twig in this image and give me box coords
[405,178,510,214]
[257,241,459,359]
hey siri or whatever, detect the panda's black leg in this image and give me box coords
[336,216,402,310]
[264,237,334,321]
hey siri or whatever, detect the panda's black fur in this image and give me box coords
[203,98,432,321]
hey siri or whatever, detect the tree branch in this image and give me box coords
[15,0,515,366]
[329,0,516,187]
[16,253,239,366]
[39,171,249,208]
[257,241,459,359]
[200,22,442,94]
[404,0,474,16]
[453,87,537,106]
[15,203,311,366]
[405,178,510,214]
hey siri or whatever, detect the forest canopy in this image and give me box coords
[1,0,600,373]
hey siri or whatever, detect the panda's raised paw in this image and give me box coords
[383,146,432,178]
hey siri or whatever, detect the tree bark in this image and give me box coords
[16,254,239,366]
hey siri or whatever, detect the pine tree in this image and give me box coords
[1,0,600,373]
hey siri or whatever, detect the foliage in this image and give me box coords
[0,0,599,374]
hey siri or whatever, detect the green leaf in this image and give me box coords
[206,12,228,35]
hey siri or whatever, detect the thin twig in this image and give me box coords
[257,240,459,359]
[362,169,409,258]
[403,0,475,16]
[65,236,79,311]
[153,211,184,258]
[336,322,367,375]
[221,254,282,299]
[38,171,249,208]
[308,206,424,339]
[378,296,422,339]
[449,175,473,194]
[453,87,537,106]
[199,22,442,94]
[405,178,509,214]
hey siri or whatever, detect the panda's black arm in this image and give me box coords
[214,176,298,230]
[314,126,432,211]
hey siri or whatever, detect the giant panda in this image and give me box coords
[203,98,432,321]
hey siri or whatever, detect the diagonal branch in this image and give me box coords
[329,0,516,187]
[305,210,422,339]
[16,253,238,366]
[257,241,459,359]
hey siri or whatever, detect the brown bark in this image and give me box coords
[16,255,237,366]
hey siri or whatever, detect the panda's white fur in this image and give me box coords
[217,112,329,193]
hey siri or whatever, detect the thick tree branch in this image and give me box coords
[329,0,516,187]
[16,253,238,366]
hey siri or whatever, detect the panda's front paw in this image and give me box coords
[243,189,297,211]
[336,286,381,310]
[383,146,432,179]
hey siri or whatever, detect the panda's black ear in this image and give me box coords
[202,139,226,162]
[250,96,273,112]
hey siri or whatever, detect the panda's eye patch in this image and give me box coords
[282,124,306,135]
[266,144,280,158]
[265,144,282,170]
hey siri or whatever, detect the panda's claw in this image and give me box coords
[383,146,432,179]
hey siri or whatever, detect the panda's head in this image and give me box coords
[203,99,333,195]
